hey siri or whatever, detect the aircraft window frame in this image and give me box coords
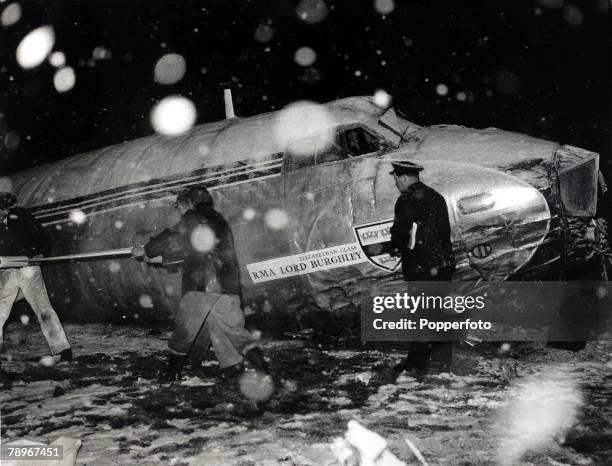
[339,124,384,158]
[282,123,387,172]
[313,139,346,165]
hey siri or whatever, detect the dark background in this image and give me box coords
[0,0,610,178]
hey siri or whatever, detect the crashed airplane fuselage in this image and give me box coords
[7,96,607,321]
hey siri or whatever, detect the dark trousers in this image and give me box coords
[402,266,454,372]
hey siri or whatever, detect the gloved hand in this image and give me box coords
[132,246,146,259]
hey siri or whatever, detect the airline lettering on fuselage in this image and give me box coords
[247,243,367,283]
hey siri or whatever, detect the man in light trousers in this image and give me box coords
[0,192,72,362]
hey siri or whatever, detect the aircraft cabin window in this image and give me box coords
[343,127,380,157]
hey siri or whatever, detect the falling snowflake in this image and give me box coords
[197,143,210,157]
[92,46,111,61]
[264,209,289,230]
[139,294,154,309]
[242,208,256,221]
[563,4,583,26]
[436,83,449,96]
[3,131,19,151]
[294,46,317,66]
[0,177,12,193]
[496,368,583,465]
[239,371,275,401]
[1,3,21,27]
[150,95,196,136]
[373,89,392,108]
[253,24,274,43]
[191,224,217,252]
[16,25,55,69]
[274,101,336,154]
[296,0,329,24]
[154,53,187,85]
[69,209,86,224]
[48,51,65,67]
[374,0,395,15]
[53,67,76,93]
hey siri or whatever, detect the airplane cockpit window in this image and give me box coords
[285,133,347,170]
[284,126,381,171]
[314,140,344,164]
[285,137,317,171]
[343,127,380,157]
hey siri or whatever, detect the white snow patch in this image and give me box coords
[180,376,215,387]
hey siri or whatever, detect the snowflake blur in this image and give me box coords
[1,3,21,27]
[154,53,187,85]
[53,67,76,93]
[496,367,583,465]
[150,96,196,136]
[264,208,289,230]
[16,25,55,69]
[273,101,336,156]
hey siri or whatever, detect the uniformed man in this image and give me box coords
[387,161,456,375]
[0,192,72,362]
[133,187,269,383]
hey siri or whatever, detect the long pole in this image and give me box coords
[34,248,134,263]
[0,248,136,269]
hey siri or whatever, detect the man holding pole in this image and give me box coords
[0,192,72,362]
[133,188,269,383]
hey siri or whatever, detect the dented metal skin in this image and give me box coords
[7,97,605,322]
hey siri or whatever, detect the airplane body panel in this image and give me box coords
[4,96,605,322]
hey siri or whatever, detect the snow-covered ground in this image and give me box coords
[1,323,611,465]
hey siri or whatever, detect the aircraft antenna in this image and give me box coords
[224,88,236,119]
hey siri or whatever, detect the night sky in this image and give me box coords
[0,0,610,178]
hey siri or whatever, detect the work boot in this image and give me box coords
[158,354,184,383]
[48,348,73,365]
[244,347,269,374]
[59,348,73,362]
[221,362,245,379]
